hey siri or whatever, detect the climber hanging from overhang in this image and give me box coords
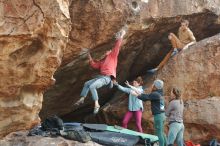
[148,19,196,73]
[74,26,128,114]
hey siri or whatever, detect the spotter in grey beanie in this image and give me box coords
[153,79,164,89]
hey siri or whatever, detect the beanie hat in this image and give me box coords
[153,79,164,89]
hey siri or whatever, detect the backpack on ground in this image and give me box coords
[41,115,64,133]
[28,125,49,137]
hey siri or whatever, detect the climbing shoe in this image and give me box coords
[147,68,158,74]
[93,106,100,114]
[75,97,85,106]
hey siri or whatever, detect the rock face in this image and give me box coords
[184,97,220,143]
[1,0,220,144]
[0,131,101,146]
[0,0,71,138]
[96,34,220,144]
[41,0,220,121]
[157,34,220,100]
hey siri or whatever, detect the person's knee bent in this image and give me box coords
[89,84,97,91]
[169,33,175,37]
[169,33,178,40]
[84,81,91,87]
[89,85,99,101]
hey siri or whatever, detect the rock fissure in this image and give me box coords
[32,0,45,18]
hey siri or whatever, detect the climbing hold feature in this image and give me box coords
[130,1,140,15]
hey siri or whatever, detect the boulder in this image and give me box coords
[0,0,71,138]
[157,34,220,100]
[184,97,220,143]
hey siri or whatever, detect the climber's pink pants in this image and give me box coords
[122,110,143,133]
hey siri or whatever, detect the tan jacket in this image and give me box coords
[178,28,196,45]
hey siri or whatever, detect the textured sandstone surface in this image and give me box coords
[157,33,220,99]
[184,97,220,142]
[63,0,220,64]
[96,34,220,144]
[0,0,71,138]
[0,131,101,146]
[0,0,220,144]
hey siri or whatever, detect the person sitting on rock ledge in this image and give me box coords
[113,76,144,133]
[148,19,196,73]
[75,26,127,114]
